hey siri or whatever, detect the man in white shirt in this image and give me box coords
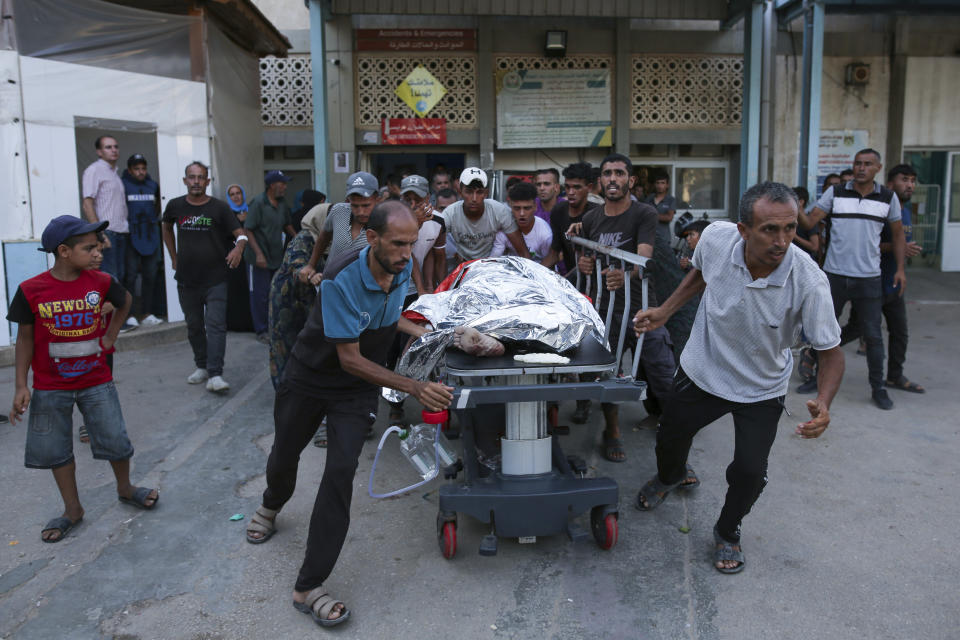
[443,167,530,262]
[490,181,553,262]
[633,182,845,574]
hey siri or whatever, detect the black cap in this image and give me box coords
[127,153,147,168]
[39,215,109,253]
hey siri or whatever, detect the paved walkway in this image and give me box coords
[0,268,958,639]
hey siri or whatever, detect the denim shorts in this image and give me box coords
[25,381,134,469]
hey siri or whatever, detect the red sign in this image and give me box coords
[382,118,447,145]
[356,29,477,52]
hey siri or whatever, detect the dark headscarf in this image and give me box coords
[290,189,325,233]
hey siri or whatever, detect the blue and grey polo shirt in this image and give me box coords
[286,245,412,396]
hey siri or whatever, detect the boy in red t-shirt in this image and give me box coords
[7,216,159,543]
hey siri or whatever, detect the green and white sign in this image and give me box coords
[496,68,612,149]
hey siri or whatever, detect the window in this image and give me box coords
[677,167,725,210]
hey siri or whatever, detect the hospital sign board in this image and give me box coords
[382,118,447,145]
[496,68,612,149]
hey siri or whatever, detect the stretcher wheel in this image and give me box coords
[439,521,457,559]
[591,508,618,550]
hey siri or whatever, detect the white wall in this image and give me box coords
[903,57,960,147]
[12,56,212,323]
[774,55,891,184]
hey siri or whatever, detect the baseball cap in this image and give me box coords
[459,167,488,188]
[127,153,147,168]
[400,174,429,198]
[39,215,109,253]
[345,171,378,198]
[265,170,292,185]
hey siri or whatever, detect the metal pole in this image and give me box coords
[309,0,330,195]
[798,0,824,198]
[739,0,764,195]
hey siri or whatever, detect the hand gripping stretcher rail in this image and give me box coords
[432,237,652,559]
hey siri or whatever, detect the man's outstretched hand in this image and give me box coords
[796,399,830,439]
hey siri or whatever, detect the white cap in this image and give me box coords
[459,167,488,188]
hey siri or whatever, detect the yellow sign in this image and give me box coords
[395,66,446,117]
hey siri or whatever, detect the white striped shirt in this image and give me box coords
[680,222,840,403]
[816,181,900,278]
[81,159,128,233]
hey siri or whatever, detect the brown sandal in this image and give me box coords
[245,506,277,544]
[293,586,350,627]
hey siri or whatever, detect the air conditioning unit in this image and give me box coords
[845,62,870,86]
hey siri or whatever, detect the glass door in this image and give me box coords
[943,152,960,271]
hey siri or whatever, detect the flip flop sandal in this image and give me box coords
[601,433,626,463]
[636,474,681,511]
[79,425,90,444]
[293,586,350,627]
[118,486,158,510]
[246,505,278,544]
[41,515,82,543]
[313,425,328,448]
[713,526,745,574]
[678,463,700,490]
[886,378,926,394]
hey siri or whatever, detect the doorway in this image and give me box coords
[74,117,167,318]
[368,152,466,191]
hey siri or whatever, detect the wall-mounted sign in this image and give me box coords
[496,68,612,149]
[396,66,446,117]
[817,129,868,196]
[382,118,447,145]
[356,29,477,52]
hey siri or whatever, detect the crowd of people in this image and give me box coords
[5,140,926,627]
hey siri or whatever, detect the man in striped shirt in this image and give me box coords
[633,182,844,574]
[800,148,906,410]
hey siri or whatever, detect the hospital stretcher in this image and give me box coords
[434,237,651,558]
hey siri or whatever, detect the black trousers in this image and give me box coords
[827,273,884,391]
[655,368,783,542]
[844,290,909,382]
[262,382,377,592]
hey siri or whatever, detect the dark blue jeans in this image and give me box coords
[177,281,228,377]
[248,265,276,335]
[827,272,884,391]
[124,246,162,317]
[101,231,129,282]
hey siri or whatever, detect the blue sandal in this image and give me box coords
[636,474,681,511]
[41,516,82,543]
[713,526,745,574]
[118,486,158,510]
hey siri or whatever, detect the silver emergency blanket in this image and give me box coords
[383,256,607,402]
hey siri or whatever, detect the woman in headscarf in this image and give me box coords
[267,202,330,390]
[226,184,255,332]
[289,188,325,234]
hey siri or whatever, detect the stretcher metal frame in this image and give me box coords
[436,239,651,557]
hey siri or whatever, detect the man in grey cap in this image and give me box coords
[300,172,379,286]
[401,174,447,293]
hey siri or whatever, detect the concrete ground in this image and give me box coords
[0,267,958,640]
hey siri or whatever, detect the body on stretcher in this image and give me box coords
[433,239,653,559]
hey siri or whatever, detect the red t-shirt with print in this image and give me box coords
[7,270,126,390]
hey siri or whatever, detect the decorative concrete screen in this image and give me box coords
[631,55,743,128]
[355,54,478,129]
[259,54,313,126]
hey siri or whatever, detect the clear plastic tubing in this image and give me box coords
[368,410,446,499]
